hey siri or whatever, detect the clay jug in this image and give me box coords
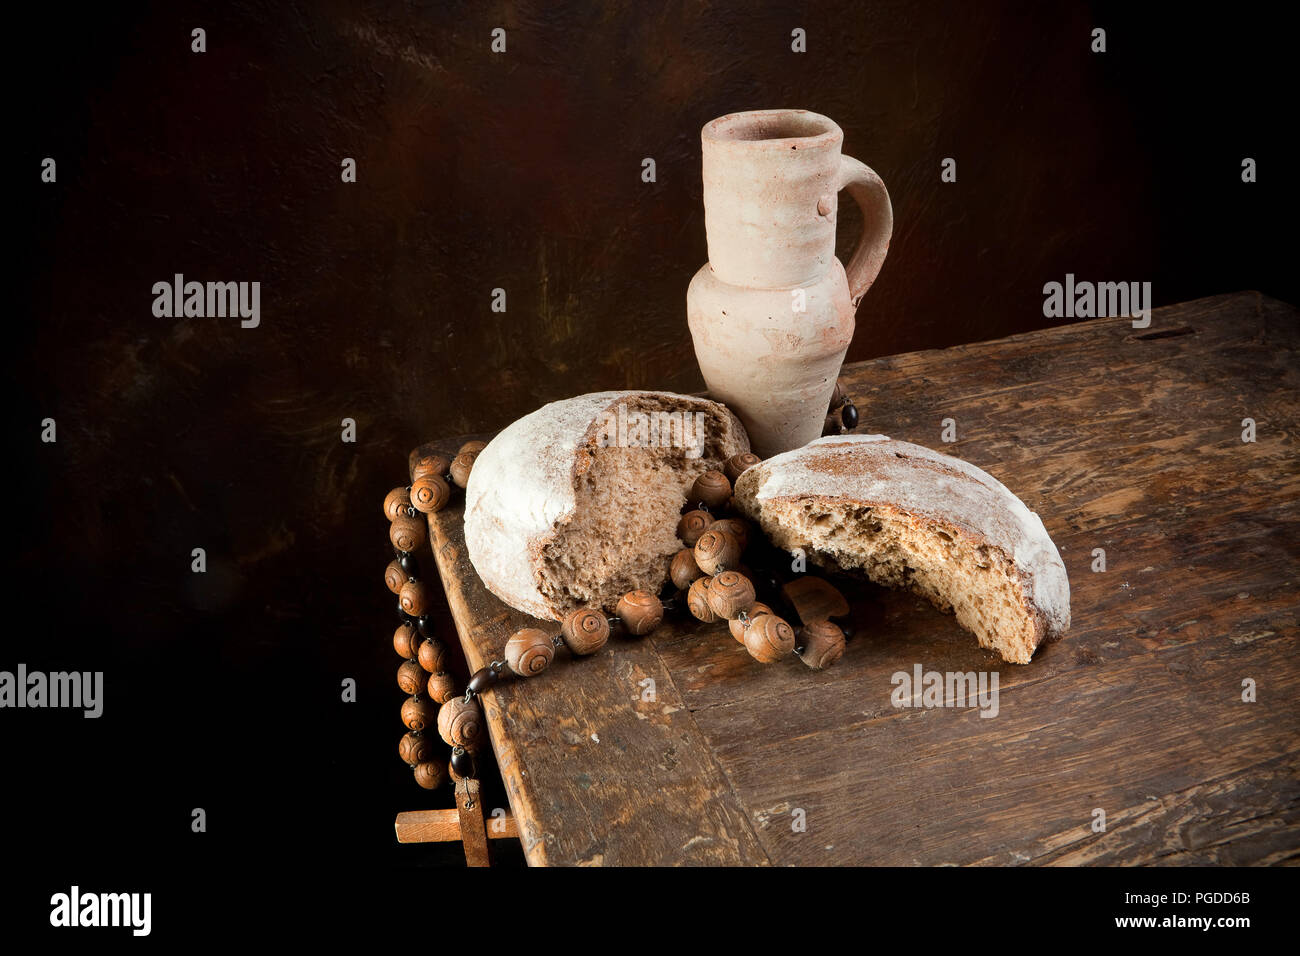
[687,109,893,458]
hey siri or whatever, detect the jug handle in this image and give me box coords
[836,156,893,308]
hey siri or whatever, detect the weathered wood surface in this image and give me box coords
[412,291,1299,866]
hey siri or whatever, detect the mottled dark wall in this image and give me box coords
[10,1,1293,884]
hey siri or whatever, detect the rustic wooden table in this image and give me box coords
[410,291,1299,866]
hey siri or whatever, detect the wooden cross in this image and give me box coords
[394,778,519,867]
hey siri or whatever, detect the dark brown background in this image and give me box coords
[9,0,1294,889]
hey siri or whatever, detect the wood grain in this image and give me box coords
[455,777,491,868]
[414,292,1299,866]
[394,808,519,844]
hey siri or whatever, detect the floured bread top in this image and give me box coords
[740,434,1071,633]
[468,390,633,543]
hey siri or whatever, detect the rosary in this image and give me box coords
[383,386,859,791]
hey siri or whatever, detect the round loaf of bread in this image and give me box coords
[465,391,750,620]
[733,435,1070,664]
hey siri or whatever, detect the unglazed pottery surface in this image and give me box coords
[687,109,893,456]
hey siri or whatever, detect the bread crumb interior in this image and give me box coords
[760,499,1038,663]
[537,400,736,614]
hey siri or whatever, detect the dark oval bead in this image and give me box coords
[397,603,415,624]
[450,748,476,778]
[417,615,436,638]
[841,401,859,430]
[465,667,500,697]
[399,553,419,577]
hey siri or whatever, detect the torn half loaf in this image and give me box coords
[733,435,1070,663]
[464,391,750,620]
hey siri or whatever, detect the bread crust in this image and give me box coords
[734,435,1070,662]
[464,391,750,620]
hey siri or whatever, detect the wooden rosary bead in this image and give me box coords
[393,622,422,659]
[724,452,762,485]
[743,614,796,663]
[694,529,741,575]
[449,452,477,489]
[399,731,434,766]
[389,514,426,553]
[411,454,450,481]
[467,666,503,696]
[385,558,408,595]
[418,637,449,673]
[707,517,750,552]
[449,747,476,781]
[459,440,488,457]
[707,570,756,620]
[437,697,483,748]
[383,486,412,522]
[410,473,451,514]
[783,577,850,625]
[669,548,705,591]
[413,761,447,790]
[829,381,846,412]
[616,590,663,635]
[687,576,718,623]
[506,628,555,676]
[401,696,435,732]
[730,602,773,642]
[398,579,430,617]
[690,470,732,510]
[426,671,458,704]
[397,659,427,695]
[799,620,846,670]
[676,509,712,547]
[560,608,610,656]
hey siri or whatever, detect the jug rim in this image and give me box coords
[701,109,842,149]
